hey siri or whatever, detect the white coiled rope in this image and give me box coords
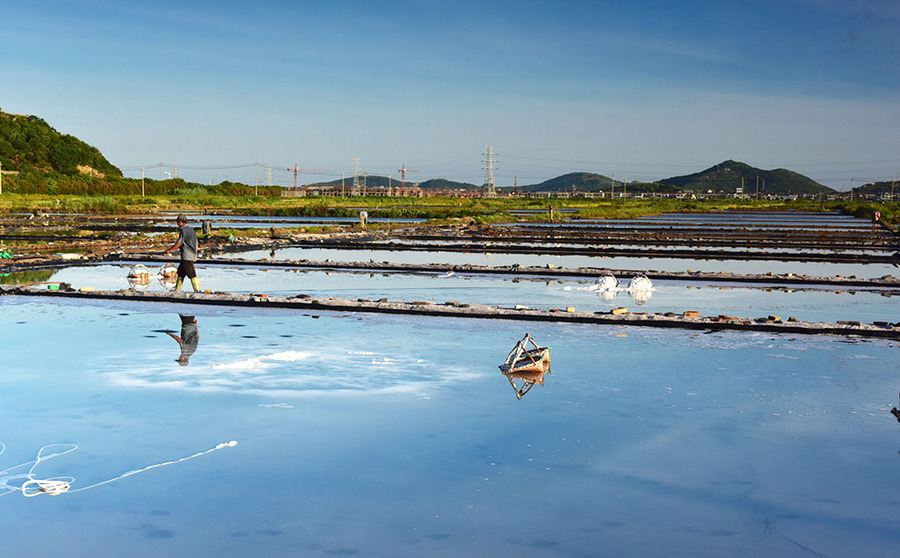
[0,441,237,498]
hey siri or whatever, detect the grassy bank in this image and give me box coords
[0,193,894,227]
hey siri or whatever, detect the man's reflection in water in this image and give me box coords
[166,315,199,366]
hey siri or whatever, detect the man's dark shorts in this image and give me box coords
[177,261,197,279]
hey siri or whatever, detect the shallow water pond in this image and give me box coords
[227,246,900,279]
[1,297,898,557]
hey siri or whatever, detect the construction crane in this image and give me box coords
[287,164,329,189]
[397,164,420,189]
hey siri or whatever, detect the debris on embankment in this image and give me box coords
[4,286,898,339]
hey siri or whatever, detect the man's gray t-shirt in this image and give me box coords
[180,321,199,360]
[178,224,198,262]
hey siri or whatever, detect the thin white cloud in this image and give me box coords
[614,33,733,64]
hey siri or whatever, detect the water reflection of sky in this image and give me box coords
[1,297,898,556]
[224,247,900,279]
[371,239,886,257]
[25,263,900,323]
[494,220,876,231]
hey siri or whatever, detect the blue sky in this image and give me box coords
[2,0,898,189]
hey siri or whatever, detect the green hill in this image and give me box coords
[417,178,478,190]
[0,109,121,177]
[513,172,679,194]
[659,160,832,195]
[305,175,397,189]
[517,172,613,192]
[305,176,478,190]
[855,179,898,197]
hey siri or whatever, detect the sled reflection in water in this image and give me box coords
[504,368,550,400]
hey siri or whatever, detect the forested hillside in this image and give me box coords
[0,109,121,177]
[659,160,833,195]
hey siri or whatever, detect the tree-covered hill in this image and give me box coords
[508,172,680,194]
[417,178,478,190]
[0,109,121,177]
[305,176,478,190]
[854,179,899,197]
[304,175,394,190]
[517,172,613,192]
[659,160,832,195]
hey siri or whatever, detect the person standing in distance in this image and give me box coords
[165,215,201,292]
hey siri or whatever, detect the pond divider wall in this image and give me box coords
[5,286,899,340]
[234,238,897,264]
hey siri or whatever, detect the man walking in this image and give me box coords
[165,214,201,292]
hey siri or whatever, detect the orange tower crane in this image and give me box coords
[287,164,329,189]
[398,165,420,189]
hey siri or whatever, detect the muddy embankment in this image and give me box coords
[5,286,899,340]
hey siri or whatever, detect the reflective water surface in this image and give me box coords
[1,297,898,556]
[225,247,900,279]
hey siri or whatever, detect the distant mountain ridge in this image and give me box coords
[418,178,478,190]
[243,162,837,195]
[515,172,613,192]
[855,179,898,197]
[303,176,477,190]
[499,162,833,195]
[659,160,832,195]
[0,110,837,196]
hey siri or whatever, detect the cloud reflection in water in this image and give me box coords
[103,346,481,397]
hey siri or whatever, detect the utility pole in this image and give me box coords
[611,174,615,199]
[483,146,496,197]
[341,172,345,197]
[266,165,272,186]
[756,175,759,200]
[623,176,627,198]
[352,158,360,195]
[850,177,854,200]
[255,162,259,196]
[141,166,145,197]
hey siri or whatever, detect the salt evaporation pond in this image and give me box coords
[1,297,898,556]
[223,246,900,279]
[14,262,900,323]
